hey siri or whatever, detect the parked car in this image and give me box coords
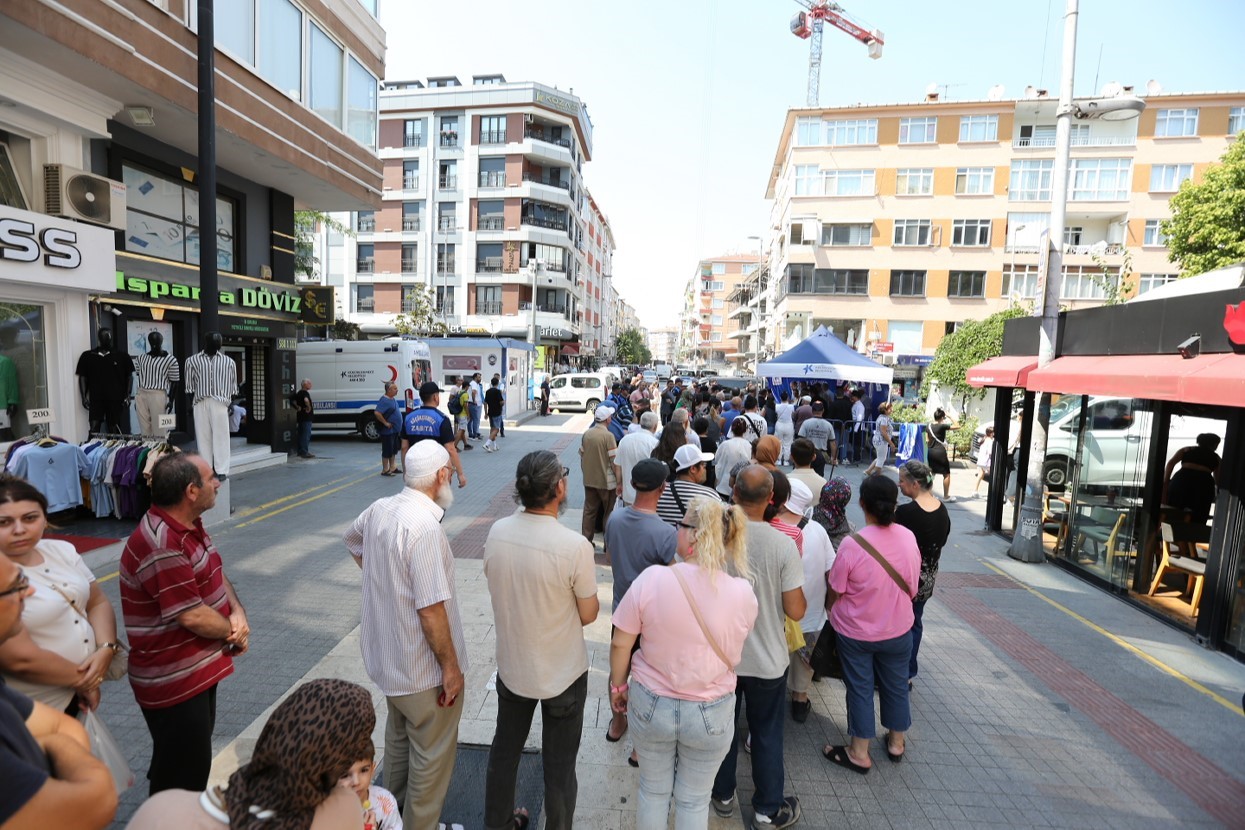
[547,372,613,412]
[704,376,758,394]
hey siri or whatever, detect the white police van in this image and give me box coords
[297,339,432,441]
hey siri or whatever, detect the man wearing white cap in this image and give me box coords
[580,403,618,546]
[656,443,720,527]
[343,441,467,830]
[779,478,836,724]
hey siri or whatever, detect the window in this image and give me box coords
[710,332,723,342]
[478,156,506,187]
[1230,107,1245,135]
[826,118,878,146]
[123,163,237,271]
[795,116,822,146]
[823,169,875,196]
[438,202,456,232]
[955,166,994,195]
[711,298,725,308]
[439,116,460,147]
[959,114,998,142]
[1063,226,1083,246]
[790,222,814,245]
[710,314,723,325]
[438,160,458,189]
[477,200,504,231]
[817,269,869,295]
[1010,159,1054,200]
[355,243,374,272]
[401,243,417,273]
[436,243,455,274]
[1155,108,1199,137]
[308,24,342,127]
[1002,265,1040,298]
[1143,219,1167,247]
[703,280,725,291]
[403,119,423,148]
[521,243,568,272]
[889,270,926,296]
[0,143,28,209]
[711,262,726,274]
[896,168,933,195]
[1150,164,1193,192]
[899,116,937,144]
[346,56,378,148]
[892,219,932,246]
[951,219,991,246]
[355,210,374,232]
[1138,273,1178,294]
[740,263,759,275]
[786,264,814,294]
[948,271,986,298]
[216,0,255,63]
[1070,158,1131,201]
[1061,266,1111,300]
[402,202,421,231]
[476,242,503,272]
[435,285,455,314]
[476,285,502,315]
[0,302,46,433]
[257,0,301,99]
[403,160,419,189]
[480,115,506,145]
[353,283,374,312]
[822,223,872,246]
[794,164,820,196]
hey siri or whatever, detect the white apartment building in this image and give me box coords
[647,327,679,365]
[676,255,759,372]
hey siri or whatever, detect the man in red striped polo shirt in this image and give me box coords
[119,452,249,796]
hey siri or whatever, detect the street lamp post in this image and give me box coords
[1008,0,1143,562]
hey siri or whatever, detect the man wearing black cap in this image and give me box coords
[602,457,676,747]
[401,381,467,488]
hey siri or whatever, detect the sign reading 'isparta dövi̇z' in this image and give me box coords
[115,272,302,313]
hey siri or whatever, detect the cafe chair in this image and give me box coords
[1073,506,1124,564]
[1042,492,1068,551]
[1149,522,1206,616]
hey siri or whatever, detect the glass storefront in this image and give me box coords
[0,300,47,440]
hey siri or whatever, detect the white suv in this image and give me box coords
[547,372,614,412]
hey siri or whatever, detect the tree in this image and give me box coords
[920,305,1027,413]
[331,319,361,341]
[615,327,651,366]
[1162,136,1245,276]
[1089,245,1135,306]
[392,284,448,336]
[294,210,351,280]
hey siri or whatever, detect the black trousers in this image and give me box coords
[140,684,218,796]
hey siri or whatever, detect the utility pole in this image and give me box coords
[197,0,219,335]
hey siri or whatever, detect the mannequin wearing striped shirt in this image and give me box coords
[134,331,181,437]
[185,332,237,478]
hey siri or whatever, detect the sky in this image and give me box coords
[380,0,1245,330]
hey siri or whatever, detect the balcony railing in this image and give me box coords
[356,299,375,312]
[1004,243,1124,255]
[356,219,375,232]
[436,261,456,275]
[477,300,503,315]
[402,218,421,232]
[401,260,417,273]
[439,132,459,147]
[521,214,569,232]
[438,218,457,232]
[477,215,504,231]
[519,302,571,319]
[1012,134,1136,148]
[403,176,419,190]
[438,175,458,190]
[479,130,507,145]
[476,257,502,272]
[403,135,423,148]
[479,172,507,188]
[356,259,374,273]
[522,172,571,190]
[524,127,572,149]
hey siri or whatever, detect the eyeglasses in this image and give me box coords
[677,521,696,531]
[0,574,30,600]
[561,466,570,478]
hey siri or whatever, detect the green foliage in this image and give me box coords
[1088,247,1135,306]
[1162,136,1245,275]
[615,327,651,366]
[392,284,448,337]
[920,305,1027,411]
[331,319,361,341]
[948,415,979,456]
[294,211,352,280]
[888,404,925,424]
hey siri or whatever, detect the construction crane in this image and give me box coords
[790,1,884,107]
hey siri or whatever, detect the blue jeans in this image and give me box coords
[711,671,787,817]
[629,682,735,830]
[296,419,312,455]
[468,403,481,438]
[837,632,912,740]
[910,599,927,679]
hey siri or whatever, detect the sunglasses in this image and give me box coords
[0,574,30,600]
[677,521,696,531]
[561,466,570,478]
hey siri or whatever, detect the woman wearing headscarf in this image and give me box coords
[126,678,376,829]
[895,460,951,688]
[812,478,855,552]
[753,435,782,473]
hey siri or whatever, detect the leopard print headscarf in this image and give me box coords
[224,678,375,830]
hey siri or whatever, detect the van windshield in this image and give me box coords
[1050,397,1080,424]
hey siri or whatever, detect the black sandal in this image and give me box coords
[883,732,904,763]
[823,744,871,775]
[513,809,530,829]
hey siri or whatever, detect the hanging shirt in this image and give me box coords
[135,352,181,394]
[10,443,90,512]
[0,354,18,408]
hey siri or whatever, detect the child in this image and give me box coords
[974,426,995,496]
[339,742,401,830]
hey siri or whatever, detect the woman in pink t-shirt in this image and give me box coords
[822,475,920,775]
[610,496,759,830]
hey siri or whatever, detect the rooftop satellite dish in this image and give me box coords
[1100,81,1123,97]
[925,82,939,96]
[987,84,1005,101]
[1024,85,1038,99]
[1146,79,1163,96]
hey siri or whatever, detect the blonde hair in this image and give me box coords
[685,496,750,582]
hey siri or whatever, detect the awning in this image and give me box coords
[1026,353,1245,407]
[965,355,1039,388]
[560,343,580,355]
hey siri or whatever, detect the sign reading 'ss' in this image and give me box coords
[0,218,81,268]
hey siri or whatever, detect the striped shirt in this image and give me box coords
[343,488,467,697]
[119,507,234,709]
[184,351,238,404]
[655,478,721,526]
[134,352,181,393]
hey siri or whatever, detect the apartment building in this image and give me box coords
[677,255,759,371]
[647,327,679,365]
[319,75,628,369]
[0,0,384,450]
[756,89,1245,370]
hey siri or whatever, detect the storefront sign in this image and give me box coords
[223,317,281,336]
[115,272,304,313]
[897,354,933,366]
[874,341,894,354]
[300,287,335,325]
[0,205,115,292]
[442,355,482,372]
[535,91,581,117]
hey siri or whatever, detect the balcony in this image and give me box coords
[438,175,458,190]
[479,172,507,188]
[476,257,502,273]
[401,259,417,273]
[437,217,457,233]
[356,258,374,273]
[521,214,569,232]
[402,176,419,190]
[522,172,571,190]
[1012,134,1136,148]
[520,301,572,320]
[356,299,375,313]
[477,300,503,315]
[403,135,423,149]
[356,218,375,233]
[402,218,421,232]
[477,215,505,232]
[436,261,456,275]
[524,127,572,149]
[1004,242,1124,255]
[439,131,460,148]
[479,130,507,145]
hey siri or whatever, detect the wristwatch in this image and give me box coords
[98,641,121,652]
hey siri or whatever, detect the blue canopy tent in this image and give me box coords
[756,325,894,387]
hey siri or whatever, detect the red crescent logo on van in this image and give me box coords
[1225,303,1245,346]
[387,365,398,382]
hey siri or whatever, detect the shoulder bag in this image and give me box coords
[29,572,128,680]
[670,566,734,671]
[849,532,914,598]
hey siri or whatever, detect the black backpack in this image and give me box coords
[447,390,463,415]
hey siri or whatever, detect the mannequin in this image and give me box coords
[185,331,238,478]
[0,328,19,440]
[134,331,181,437]
[75,328,135,435]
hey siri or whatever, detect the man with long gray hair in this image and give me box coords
[344,441,466,830]
[483,450,599,830]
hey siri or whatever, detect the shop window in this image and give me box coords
[0,302,47,439]
[0,142,30,209]
[122,163,237,272]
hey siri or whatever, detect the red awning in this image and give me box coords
[1026,353,1245,407]
[965,355,1039,388]
[560,343,580,355]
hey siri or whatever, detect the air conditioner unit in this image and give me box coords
[524,114,534,124]
[44,164,126,230]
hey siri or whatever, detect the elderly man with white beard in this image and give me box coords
[344,441,467,830]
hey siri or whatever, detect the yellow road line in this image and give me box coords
[231,470,365,519]
[980,560,1242,716]
[97,570,118,583]
[235,471,377,528]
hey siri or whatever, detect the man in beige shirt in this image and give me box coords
[484,450,599,830]
[580,404,618,545]
[789,437,828,498]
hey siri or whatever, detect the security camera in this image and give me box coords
[1177,334,1200,360]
